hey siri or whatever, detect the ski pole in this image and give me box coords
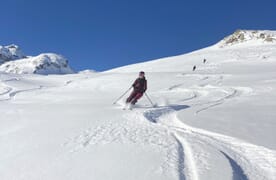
[113,86,132,104]
[145,92,155,107]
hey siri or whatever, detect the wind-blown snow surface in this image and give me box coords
[1,31,276,180]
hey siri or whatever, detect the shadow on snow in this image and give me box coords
[220,151,249,180]
[143,104,190,123]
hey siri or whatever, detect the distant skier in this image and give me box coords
[203,58,207,63]
[193,65,196,71]
[126,71,147,106]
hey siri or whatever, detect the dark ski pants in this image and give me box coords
[126,91,143,105]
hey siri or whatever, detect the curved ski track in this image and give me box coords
[142,105,276,180]
[65,74,275,180]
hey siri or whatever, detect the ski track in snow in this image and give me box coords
[0,78,20,97]
[63,113,179,174]
[2,58,255,179]
[179,74,255,115]
[0,85,43,101]
[0,86,12,96]
[220,151,249,180]
[163,74,252,115]
[9,86,43,98]
[0,77,41,101]
[63,74,273,180]
[194,87,238,114]
[0,75,84,102]
[2,33,276,180]
[173,133,199,180]
[141,104,276,180]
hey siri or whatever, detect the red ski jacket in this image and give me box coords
[132,77,147,93]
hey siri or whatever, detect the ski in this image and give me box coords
[123,103,134,110]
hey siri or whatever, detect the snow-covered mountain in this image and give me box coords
[0,30,276,180]
[0,45,74,74]
[0,44,26,63]
[217,29,276,47]
[0,53,74,74]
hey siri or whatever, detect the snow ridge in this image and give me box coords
[0,44,26,63]
[0,53,74,75]
[218,30,276,47]
[0,44,74,75]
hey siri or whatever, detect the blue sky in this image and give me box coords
[1,0,275,71]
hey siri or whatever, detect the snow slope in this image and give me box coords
[0,30,276,180]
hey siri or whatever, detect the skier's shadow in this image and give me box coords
[143,104,190,123]
[135,104,189,110]
[169,104,190,111]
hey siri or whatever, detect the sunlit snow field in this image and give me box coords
[1,36,276,180]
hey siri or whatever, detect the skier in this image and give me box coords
[193,65,196,71]
[126,71,147,107]
[203,58,207,63]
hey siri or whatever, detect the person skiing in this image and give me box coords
[126,71,147,106]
